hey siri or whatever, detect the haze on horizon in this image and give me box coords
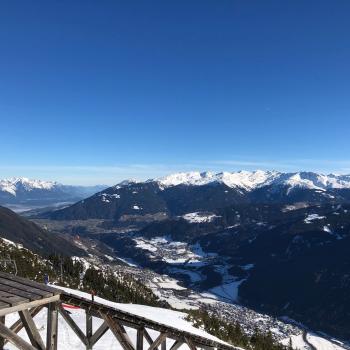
[1,1,349,185]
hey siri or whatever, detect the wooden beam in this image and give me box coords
[137,327,144,350]
[86,310,93,350]
[0,322,37,350]
[4,306,44,346]
[0,285,42,302]
[46,302,58,350]
[90,321,109,346]
[169,340,184,350]
[0,294,60,317]
[161,339,166,350]
[10,306,44,333]
[19,309,46,350]
[0,290,29,306]
[197,346,216,350]
[0,272,60,295]
[185,337,197,350]
[148,333,167,350]
[58,305,88,346]
[0,316,4,350]
[144,328,159,350]
[0,278,51,298]
[102,314,135,350]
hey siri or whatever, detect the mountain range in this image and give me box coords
[48,171,350,221]
[0,177,106,207]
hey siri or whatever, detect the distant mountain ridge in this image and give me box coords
[0,177,106,206]
[49,170,350,221]
[155,170,350,191]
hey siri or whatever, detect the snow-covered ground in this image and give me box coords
[133,236,216,265]
[4,285,234,350]
[5,308,211,350]
[55,285,231,346]
[304,214,326,224]
[280,333,348,350]
[182,212,221,223]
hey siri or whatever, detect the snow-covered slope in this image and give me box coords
[156,171,350,191]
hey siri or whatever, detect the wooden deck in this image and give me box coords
[0,272,238,350]
[0,272,61,317]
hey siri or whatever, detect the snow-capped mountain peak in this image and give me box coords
[156,170,281,190]
[155,170,350,192]
[0,177,58,196]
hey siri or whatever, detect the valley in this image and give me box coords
[3,171,350,349]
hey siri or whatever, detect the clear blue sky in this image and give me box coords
[1,1,350,184]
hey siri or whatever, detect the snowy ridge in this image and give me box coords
[155,171,350,191]
[0,177,58,196]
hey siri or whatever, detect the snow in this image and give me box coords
[157,171,279,190]
[168,267,203,283]
[182,212,220,223]
[208,278,245,303]
[0,237,23,248]
[5,308,216,350]
[205,264,246,303]
[134,238,158,252]
[133,205,140,210]
[154,171,350,192]
[152,276,187,290]
[307,333,347,350]
[323,225,332,233]
[241,264,255,271]
[0,177,58,196]
[116,257,139,267]
[280,332,348,350]
[304,214,326,224]
[133,237,216,265]
[47,285,232,347]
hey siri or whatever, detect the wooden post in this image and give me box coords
[46,302,58,350]
[161,339,166,350]
[86,310,93,350]
[0,316,4,350]
[137,327,144,350]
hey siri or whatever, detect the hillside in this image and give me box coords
[0,206,84,256]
